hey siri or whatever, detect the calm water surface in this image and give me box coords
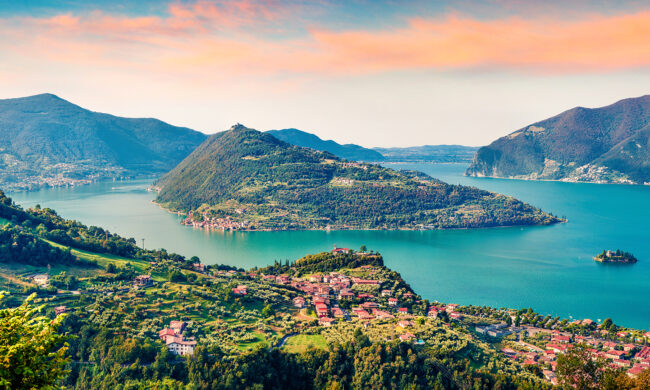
[9,163,650,329]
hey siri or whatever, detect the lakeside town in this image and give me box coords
[20,244,650,387]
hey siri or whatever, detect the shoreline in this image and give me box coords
[152,199,565,233]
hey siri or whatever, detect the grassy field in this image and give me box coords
[44,239,149,273]
[282,334,329,354]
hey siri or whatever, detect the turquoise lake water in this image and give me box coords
[9,163,650,329]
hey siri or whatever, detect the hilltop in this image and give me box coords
[154,125,560,230]
[466,95,650,184]
[0,93,207,189]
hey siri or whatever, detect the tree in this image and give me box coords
[262,304,275,318]
[0,292,69,389]
[359,245,367,253]
[556,344,614,390]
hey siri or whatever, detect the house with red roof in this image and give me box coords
[332,244,351,255]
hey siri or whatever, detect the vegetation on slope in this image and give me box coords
[466,95,650,184]
[0,93,207,190]
[155,125,560,230]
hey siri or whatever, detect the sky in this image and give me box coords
[0,0,649,147]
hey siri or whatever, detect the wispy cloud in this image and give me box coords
[1,0,649,81]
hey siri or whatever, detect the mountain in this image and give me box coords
[466,95,650,184]
[266,128,384,161]
[155,124,560,230]
[0,93,207,189]
[374,145,479,163]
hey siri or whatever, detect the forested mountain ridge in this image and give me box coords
[155,124,560,230]
[466,95,650,184]
[267,128,384,161]
[0,93,207,189]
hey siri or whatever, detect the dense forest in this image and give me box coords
[155,125,560,230]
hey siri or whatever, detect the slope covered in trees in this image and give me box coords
[466,95,650,184]
[155,125,560,230]
[0,93,207,189]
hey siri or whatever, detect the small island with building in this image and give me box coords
[594,249,638,264]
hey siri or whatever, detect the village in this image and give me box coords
[11,244,650,386]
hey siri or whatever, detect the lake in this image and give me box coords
[9,163,650,329]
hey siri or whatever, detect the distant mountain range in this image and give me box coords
[267,128,478,163]
[0,94,207,190]
[267,128,384,161]
[466,95,650,184]
[374,145,479,163]
[155,124,560,231]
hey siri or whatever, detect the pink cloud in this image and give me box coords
[1,2,649,79]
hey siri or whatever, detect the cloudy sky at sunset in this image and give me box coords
[1,0,649,146]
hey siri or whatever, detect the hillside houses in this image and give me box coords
[159,320,196,356]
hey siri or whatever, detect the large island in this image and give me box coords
[153,124,561,231]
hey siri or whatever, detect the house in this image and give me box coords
[397,320,414,328]
[373,309,395,320]
[449,312,463,320]
[428,309,438,318]
[338,290,355,300]
[553,335,571,343]
[233,287,247,295]
[332,244,351,255]
[355,310,373,320]
[293,297,306,308]
[315,303,329,317]
[361,302,379,309]
[628,365,648,378]
[352,278,380,286]
[398,307,408,314]
[309,274,322,282]
[635,346,650,360]
[331,307,345,318]
[445,304,459,312]
[32,274,49,286]
[192,263,206,272]
[54,306,67,316]
[388,298,398,306]
[159,328,177,343]
[605,350,626,360]
[134,275,152,287]
[319,317,336,327]
[170,321,187,333]
[166,336,196,356]
[381,290,392,297]
[623,344,636,352]
[501,348,517,358]
[543,370,558,386]
[399,332,415,342]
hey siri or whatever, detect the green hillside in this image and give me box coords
[155,125,560,230]
[0,93,207,189]
[466,95,650,184]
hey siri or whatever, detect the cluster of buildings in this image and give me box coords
[498,328,650,383]
[158,320,197,356]
[182,214,249,231]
